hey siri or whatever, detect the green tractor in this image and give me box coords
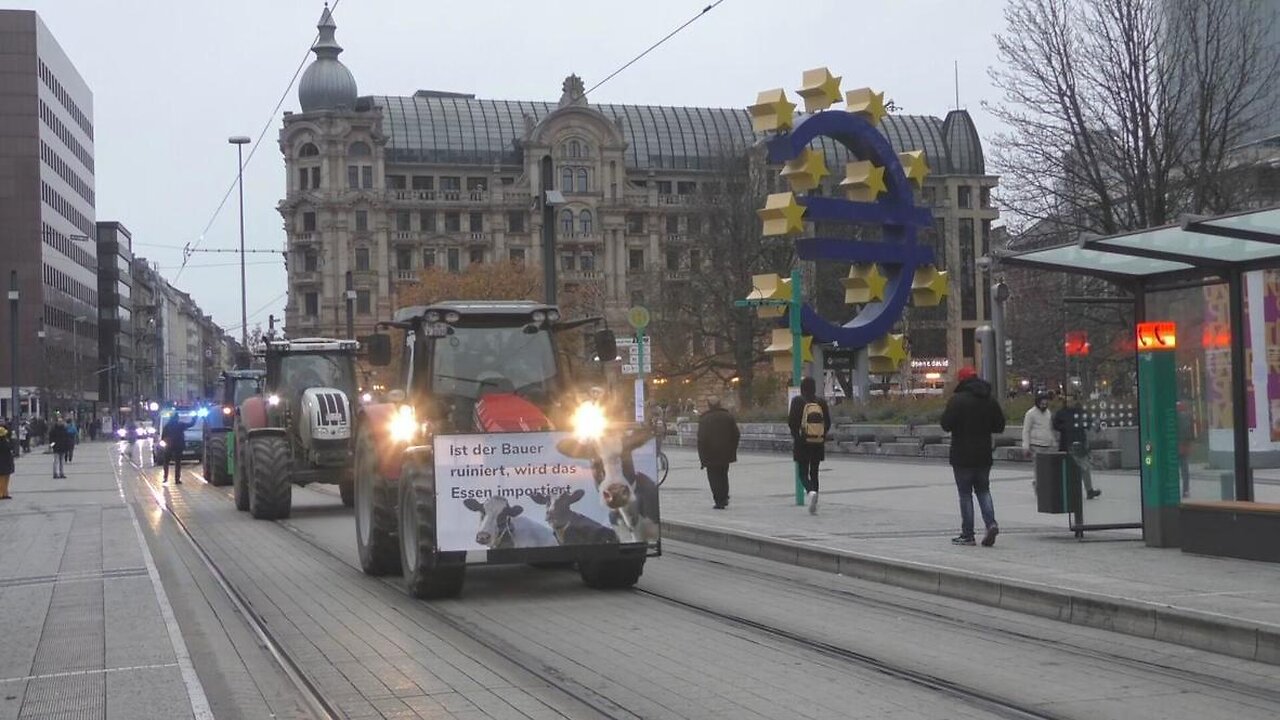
[203,369,265,487]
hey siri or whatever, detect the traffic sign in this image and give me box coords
[618,337,652,375]
[627,306,651,330]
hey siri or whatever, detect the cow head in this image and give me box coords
[463,496,523,547]
[529,488,585,530]
[557,428,651,510]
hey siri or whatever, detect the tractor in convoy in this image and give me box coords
[354,301,660,600]
[202,368,265,487]
[234,337,372,519]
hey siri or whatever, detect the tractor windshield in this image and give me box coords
[231,378,260,406]
[431,324,559,405]
[278,353,357,403]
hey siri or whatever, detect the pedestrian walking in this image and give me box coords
[697,397,740,509]
[940,366,1006,547]
[48,419,69,479]
[65,419,78,462]
[89,418,100,442]
[160,413,196,484]
[0,424,13,499]
[1021,393,1056,457]
[1053,395,1100,499]
[788,376,831,515]
[18,420,30,455]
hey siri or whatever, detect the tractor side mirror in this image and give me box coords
[364,333,392,367]
[594,329,618,362]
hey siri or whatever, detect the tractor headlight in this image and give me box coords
[158,439,167,448]
[571,400,607,441]
[222,406,233,416]
[267,394,280,406]
[444,311,461,323]
[531,310,546,323]
[361,392,373,404]
[389,405,417,443]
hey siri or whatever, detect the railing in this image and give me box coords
[565,232,601,243]
[391,189,437,201]
[626,194,650,206]
[395,269,419,282]
[664,270,688,282]
[440,190,462,201]
[659,194,697,206]
[293,270,321,285]
[468,232,489,242]
[666,233,687,243]
[393,231,416,241]
[561,270,604,281]
[292,232,315,243]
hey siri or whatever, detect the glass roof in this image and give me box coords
[1096,223,1280,264]
[1009,243,1193,277]
[1193,207,1280,240]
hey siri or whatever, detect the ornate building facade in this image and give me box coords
[279,9,999,383]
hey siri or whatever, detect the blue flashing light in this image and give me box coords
[196,407,210,418]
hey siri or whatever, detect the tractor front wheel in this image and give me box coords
[399,458,463,599]
[249,435,292,520]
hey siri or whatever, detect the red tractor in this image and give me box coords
[355,302,660,599]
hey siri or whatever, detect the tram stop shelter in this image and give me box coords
[1000,205,1280,562]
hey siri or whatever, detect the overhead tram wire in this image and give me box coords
[226,290,289,334]
[583,1,728,99]
[176,0,345,281]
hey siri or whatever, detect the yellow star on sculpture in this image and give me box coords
[839,160,887,202]
[899,150,930,188]
[757,192,806,236]
[797,67,843,113]
[868,333,908,374]
[846,87,886,126]
[766,329,813,373]
[780,149,830,193]
[842,263,888,305]
[748,88,796,133]
[911,265,949,306]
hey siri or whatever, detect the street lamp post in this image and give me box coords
[8,271,18,421]
[36,324,46,419]
[229,136,251,348]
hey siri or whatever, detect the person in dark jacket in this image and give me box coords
[788,376,831,515]
[160,413,197,484]
[0,424,13,499]
[939,366,1006,546]
[48,419,69,479]
[697,397,741,509]
[1053,395,1100,499]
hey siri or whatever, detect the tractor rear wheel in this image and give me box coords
[579,556,646,589]
[232,431,250,511]
[206,434,231,486]
[355,428,400,576]
[399,458,463,599]
[249,435,292,520]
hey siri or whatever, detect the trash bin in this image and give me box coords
[1035,451,1082,514]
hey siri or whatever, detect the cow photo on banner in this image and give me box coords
[434,431,660,552]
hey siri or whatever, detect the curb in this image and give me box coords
[661,520,1280,666]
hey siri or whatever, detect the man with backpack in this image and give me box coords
[788,377,830,514]
[940,366,1006,547]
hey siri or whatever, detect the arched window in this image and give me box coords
[561,167,574,191]
[349,141,371,157]
[299,142,319,157]
[579,210,593,235]
[568,140,581,158]
[576,169,588,193]
[560,209,574,235]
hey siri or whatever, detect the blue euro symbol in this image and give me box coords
[766,110,935,348]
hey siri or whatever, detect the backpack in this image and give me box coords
[801,401,825,444]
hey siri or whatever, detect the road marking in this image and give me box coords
[0,662,180,684]
[112,457,215,720]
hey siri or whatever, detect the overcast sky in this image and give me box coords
[16,0,1008,333]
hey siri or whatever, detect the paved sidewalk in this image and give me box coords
[0,442,206,720]
[660,447,1280,664]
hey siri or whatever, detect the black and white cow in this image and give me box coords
[556,429,659,543]
[528,489,619,545]
[463,496,557,549]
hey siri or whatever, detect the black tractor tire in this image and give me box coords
[579,556,646,590]
[232,432,251,511]
[206,435,231,486]
[354,428,400,576]
[339,475,355,507]
[249,435,292,520]
[399,458,464,599]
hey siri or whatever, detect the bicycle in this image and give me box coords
[651,406,670,486]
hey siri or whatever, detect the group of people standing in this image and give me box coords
[0,415,88,499]
[1021,393,1102,499]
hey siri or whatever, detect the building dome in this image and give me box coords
[298,6,357,112]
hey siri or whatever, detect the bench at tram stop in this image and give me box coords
[1180,500,1280,563]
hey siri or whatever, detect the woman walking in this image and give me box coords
[0,424,15,499]
[49,419,69,479]
[788,376,831,514]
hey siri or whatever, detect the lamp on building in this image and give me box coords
[229,135,252,348]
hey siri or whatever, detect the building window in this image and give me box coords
[361,166,373,189]
[922,185,937,206]
[423,249,436,268]
[689,249,702,270]
[629,249,645,271]
[568,140,581,158]
[440,176,461,191]
[355,210,368,232]
[349,141,371,157]
[304,292,318,317]
[666,215,680,234]
[303,249,318,272]
[561,167,574,191]
[396,247,412,271]
[467,177,486,191]
[677,181,696,195]
[309,167,320,189]
[396,211,411,232]
[355,247,370,271]
[299,143,319,157]
[412,175,433,190]
[579,210,593,235]
[577,169,588,193]
[666,249,681,271]
[302,212,316,232]
[469,247,484,265]
[560,209,574,234]
[626,213,645,234]
[959,218,975,321]
[387,175,406,190]
[298,168,310,190]
[445,212,461,232]
[509,247,525,264]
[958,185,972,209]
[469,212,484,233]
[419,211,435,232]
[347,165,358,189]
[688,216,702,236]
[447,248,460,272]
[656,180,672,195]
[580,253,595,272]
[356,290,371,315]
[980,186,992,208]
[561,253,576,271]
[507,211,525,233]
